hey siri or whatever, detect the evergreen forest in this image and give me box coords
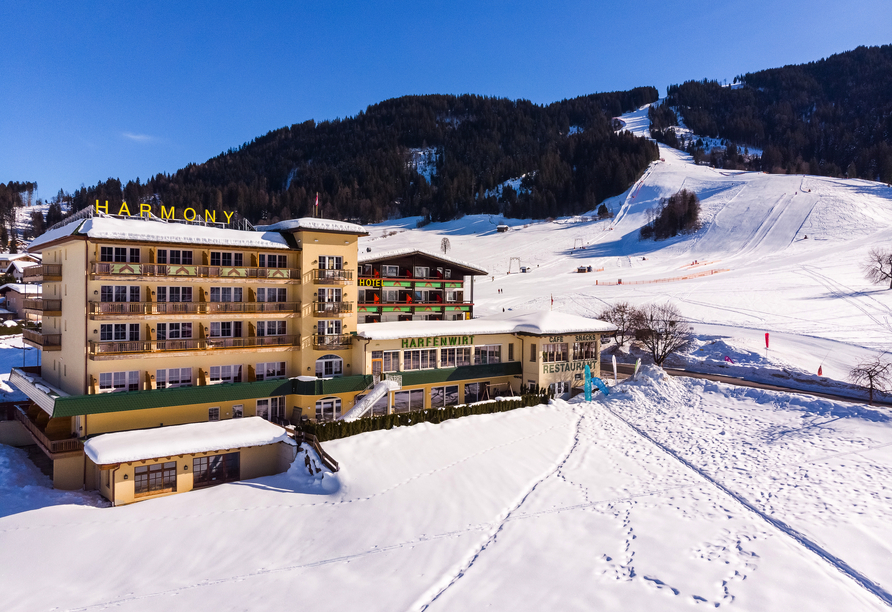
[663,45,892,181]
[65,89,659,225]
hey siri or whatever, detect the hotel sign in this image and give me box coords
[359,278,382,287]
[401,335,474,348]
[96,200,235,224]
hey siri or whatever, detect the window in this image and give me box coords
[440,347,471,367]
[382,265,399,277]
[530,343,537,362]
[393,389,424,413]
[208,407,220,421]
[100,247,113,262]
[550,381,570,395]
[193,453,240,488]
[157,322,192,340]
[257,321,287,336]
[256,396,286,422]
[414,266,429,278]
[413,289,431,302]
[430,385,459,408]
[98,371,140,393]
[318,255,343,270]
[210,287,243,302]
[372,350,400,372]
[573,341,598,360]
[259,253,288,268]
[114,248,127,263]
[315,355,343,377]
[156,286,193,302]
[445,290,462,302]
[232,404,244,418]
[444,269,452,279]
[474,345,501,365]
[156,368,192,389]
[318,287,342,302]
[464,382,489,403]
[100,286,139,302]
[157,249,193,265]
[361,264,373,276]
[100,323,139,342]
[317,320,341,336]
[257,287,285,302]
[315,397,341,421]
[134,462,177,497]
[210,365,242,384]
[383,289,400,302]
[508,343,515,361]
[256,362,286,380]
[542,343,568,363]
[210,251,243,267]
[403,349,436,370]
[210,321,243,337]
[129,248,141,263]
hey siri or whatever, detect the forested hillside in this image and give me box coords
[665,45,892,181]
[64,89,659,224]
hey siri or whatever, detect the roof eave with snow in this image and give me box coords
[83,417,295,466]
[358,248,488,275]
[357,310,616,340]
[257,218,368,236]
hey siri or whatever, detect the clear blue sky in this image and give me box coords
[1,0,889,199]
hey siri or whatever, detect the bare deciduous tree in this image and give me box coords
[637,302,693,366]
[598,302,644,348]
[861,247,892,289]
[849,356,892,404]
[440,237,451,254]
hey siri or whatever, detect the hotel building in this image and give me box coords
[8,210,614,504]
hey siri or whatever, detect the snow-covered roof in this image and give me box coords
[0,253,37,262]
[0,283,41,294]
[84,417,295,465]
[358,248,488,274]
[6,260,38,273]
[28,217,291,252]
[357,310,616,340]
[258,218,368,235]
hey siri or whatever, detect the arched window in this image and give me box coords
[315,397,341,421]
[315,354,343,377]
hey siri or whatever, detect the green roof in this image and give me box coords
[52,362,523,417]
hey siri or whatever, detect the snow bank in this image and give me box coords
[84,417,295,465]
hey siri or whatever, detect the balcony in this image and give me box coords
[24,299,62,316]
[312,334,352,350]
[91,263,300,281]
[23,264,62,282]
[22,328,62,351]
[87,301,302,317]
[89,335,299,357]
[313,301,354,317]
[313,269,353,284]
[13,405,82,455]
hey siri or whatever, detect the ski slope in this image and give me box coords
[363,104,892,366]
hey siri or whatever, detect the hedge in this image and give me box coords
[299,391,554,442]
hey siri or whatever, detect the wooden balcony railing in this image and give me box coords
[89,335,299,356]
[313,301,354,316]
[312,269,353,284]
[91,262,300,280]
[23,264,63,282]
[13,405,82,454]
[312,334,352,350]
[22,329,62,351]
[23,299,62,314]
[88,301,301,316]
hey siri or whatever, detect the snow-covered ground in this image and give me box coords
[3,104,892,611]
